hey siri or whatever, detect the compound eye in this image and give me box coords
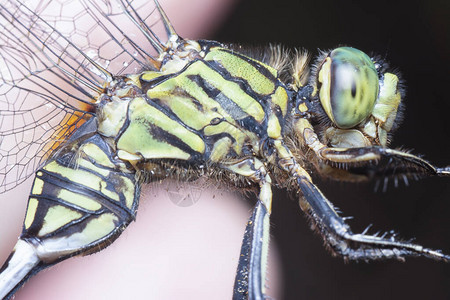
[317,47,379,129]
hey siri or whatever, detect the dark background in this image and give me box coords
[214,0,450,299]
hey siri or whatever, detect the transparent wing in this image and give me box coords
[0,0,172,193]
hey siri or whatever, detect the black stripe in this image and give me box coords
[187,74,266,137]
[23,193,94,239]
[273,104,287,134]
[205,58,273,101]
[152,87,205,113]
[140,72,172,90]
[187,74,247,118]
[40,161,135,219]
[114,95,206,160]
[219,48,277,83]
[142,120,204,161]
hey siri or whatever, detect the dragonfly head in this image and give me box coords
[296,47,405,148]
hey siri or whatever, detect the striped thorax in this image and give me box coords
[98,41,290,166]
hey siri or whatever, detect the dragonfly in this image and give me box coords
[0,0,447,299]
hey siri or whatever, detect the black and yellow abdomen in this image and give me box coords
[22,132,139,262]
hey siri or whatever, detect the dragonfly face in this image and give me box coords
[0,0,448,300]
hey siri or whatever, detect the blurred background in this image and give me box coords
[214,0,450,299]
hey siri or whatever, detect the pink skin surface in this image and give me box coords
[0,0,282,299]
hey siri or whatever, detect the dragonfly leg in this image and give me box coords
[223,158,272,300]
[295,173,450,262]
[300,124,449,178]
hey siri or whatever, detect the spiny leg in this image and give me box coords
[296,124,449,255]
[234,200,270,300]
[270,134,450,262]
[223,158,273,300]
[295,173,449,261]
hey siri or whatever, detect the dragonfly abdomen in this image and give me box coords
[24,132,139,256]
[0,131,139,299]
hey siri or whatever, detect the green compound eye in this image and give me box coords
[317,47,379,129]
